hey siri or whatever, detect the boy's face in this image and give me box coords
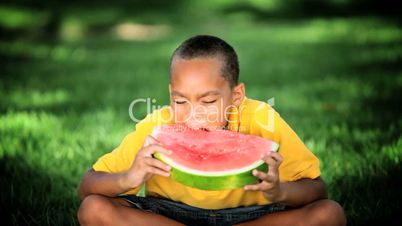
[169,57,244,130]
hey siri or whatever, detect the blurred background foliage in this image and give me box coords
[0,0,401,225]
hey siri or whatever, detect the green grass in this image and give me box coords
[1,3,401,225]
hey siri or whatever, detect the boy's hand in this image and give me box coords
[244,151,285,203]
[123,136,172,190]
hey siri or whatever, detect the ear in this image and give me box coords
[231,83,245,107]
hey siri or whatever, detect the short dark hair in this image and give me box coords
[170,35,239,87]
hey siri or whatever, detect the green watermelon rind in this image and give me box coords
[153,142,279,191]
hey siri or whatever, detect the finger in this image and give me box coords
[243,181,268,191]
[268,152,283,164]
[144,135,158,147]
[252,169,275,182]
[146,166,171,177]
[143,144,172,156]
[262,155,279,169]
[146,135,161,145]
[145,157,171,172]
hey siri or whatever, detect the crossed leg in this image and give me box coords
[235,199,346,226]
[77,194,184,226]
[78,195,346,226]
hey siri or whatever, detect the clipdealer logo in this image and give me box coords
[128,97,276,132]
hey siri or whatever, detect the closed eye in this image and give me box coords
[202,99,217,104]
[174,100,187,104]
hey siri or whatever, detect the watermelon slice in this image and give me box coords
[150,124,279,190]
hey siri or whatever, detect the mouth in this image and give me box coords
[185,124,210,131]
[184,123,225,132]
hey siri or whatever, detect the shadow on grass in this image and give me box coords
[350,46,401,142]
[330,44,402,225]
[0,0,184,42]
[330,162,402,226]
[220,0,401,20]
[0,155,79,225]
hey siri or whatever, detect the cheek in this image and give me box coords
[205,100,232,126]
[204,105,221,122]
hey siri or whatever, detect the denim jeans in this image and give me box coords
[118,195,286,226]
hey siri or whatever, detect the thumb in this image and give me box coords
[144,135,160,147]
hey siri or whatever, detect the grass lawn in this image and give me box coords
[1,3,401,225]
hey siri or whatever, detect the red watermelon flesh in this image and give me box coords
[150,124,279,190]
[152,124,278,172]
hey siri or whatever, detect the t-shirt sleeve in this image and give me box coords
[254,106,320,182]
[92,130,145,173]
[275,115,321,181]
[91,114,156,194]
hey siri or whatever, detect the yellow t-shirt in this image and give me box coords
[93,97,320,209]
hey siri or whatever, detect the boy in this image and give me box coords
[77,35,346,226]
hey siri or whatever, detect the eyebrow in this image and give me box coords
[171,90,221,98]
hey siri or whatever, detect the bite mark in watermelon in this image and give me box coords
[151,124,279,190]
